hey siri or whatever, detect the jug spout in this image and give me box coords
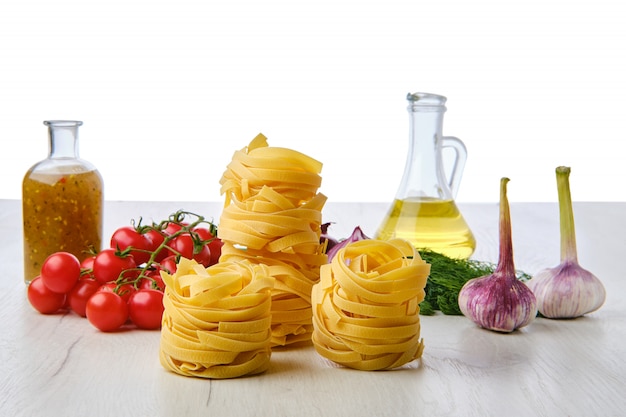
[406,92,447,110]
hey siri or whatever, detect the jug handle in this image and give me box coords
[440,136,467,198]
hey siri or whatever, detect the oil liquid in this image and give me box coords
[375,197,476,259]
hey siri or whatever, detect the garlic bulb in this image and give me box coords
[458,178,537,333]
[526,167,606,318]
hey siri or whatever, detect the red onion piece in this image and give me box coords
[326,226,370,262]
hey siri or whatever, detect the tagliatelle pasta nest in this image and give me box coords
[159,258,275,379]
[311,239,430,370]
[217,133,327,346]
[220,133,323,208]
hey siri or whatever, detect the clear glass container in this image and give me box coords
[22,120,104,284]
[375,93,476,259]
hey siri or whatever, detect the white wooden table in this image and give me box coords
[1,199,624,417]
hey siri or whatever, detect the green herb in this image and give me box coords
[418,250,531,315]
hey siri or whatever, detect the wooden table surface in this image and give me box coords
[1,199,625,417]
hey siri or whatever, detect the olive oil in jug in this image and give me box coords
[375,93,475,259]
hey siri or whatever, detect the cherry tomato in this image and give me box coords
[80,256,97,280]
[138,270,165,291]
[40,252,81,294]
[80,255,96,270]
[159,255,178,274]
[98,282,136,303]
[193,227,213,241]
[128,289,164,330]
[27,276,66,314]
[193,227,222,265]
[67,278,100,317]
[196,248,212,266]
[167,233,194,258]
[207,237,223,265]
[110,226,152,265]
[86,291,129,332]
[138,277,163,292]
[93,248,136,284]
[162,221,187,236]
[144,229,167,262]
[169,233,211,266]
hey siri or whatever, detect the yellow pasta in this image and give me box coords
[220,134,324,207]
[217,133,327,346]
[311,239,430,371]
[159,258,275,379]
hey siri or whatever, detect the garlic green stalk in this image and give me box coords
[526,166,606,318]
[458,178,537,332]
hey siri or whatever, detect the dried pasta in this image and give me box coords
[218,133,327,346]
[311,239,430,370]
[159,258,274,379]
[219,134,323,207]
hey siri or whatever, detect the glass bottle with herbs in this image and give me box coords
[22,120,103,284]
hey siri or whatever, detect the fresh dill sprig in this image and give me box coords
[418,250,531,315]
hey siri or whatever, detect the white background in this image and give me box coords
[1,0,624,204]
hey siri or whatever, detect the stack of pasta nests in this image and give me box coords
[217,134,328,347]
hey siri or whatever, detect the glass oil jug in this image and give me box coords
[22,121,104,284]
[375,93,476,259]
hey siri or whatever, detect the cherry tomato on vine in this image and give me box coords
[86,291,129,332]
[80,255,96,270]
[193,227,213,241]
[40,251,81,294]
[162,221,189,236]
[168,233,211,266]
[166,232,193,258]
[93,248,136,284]
[128,289,164,330]
[80,256,97,280]
[208,237,222,265]
[159,255,178,274]
[138,270,165,291]
[67,278,100,317]
[144,229,167,262]
[27,276,66,314]
[193,227,222,265]
[98,282,136,303]
[110,226,152,265]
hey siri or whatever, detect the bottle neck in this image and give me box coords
[45,120,82,159]
[395,94,449,200]
[407,93,446,144]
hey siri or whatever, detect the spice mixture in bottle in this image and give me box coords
[22,121,103,284]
